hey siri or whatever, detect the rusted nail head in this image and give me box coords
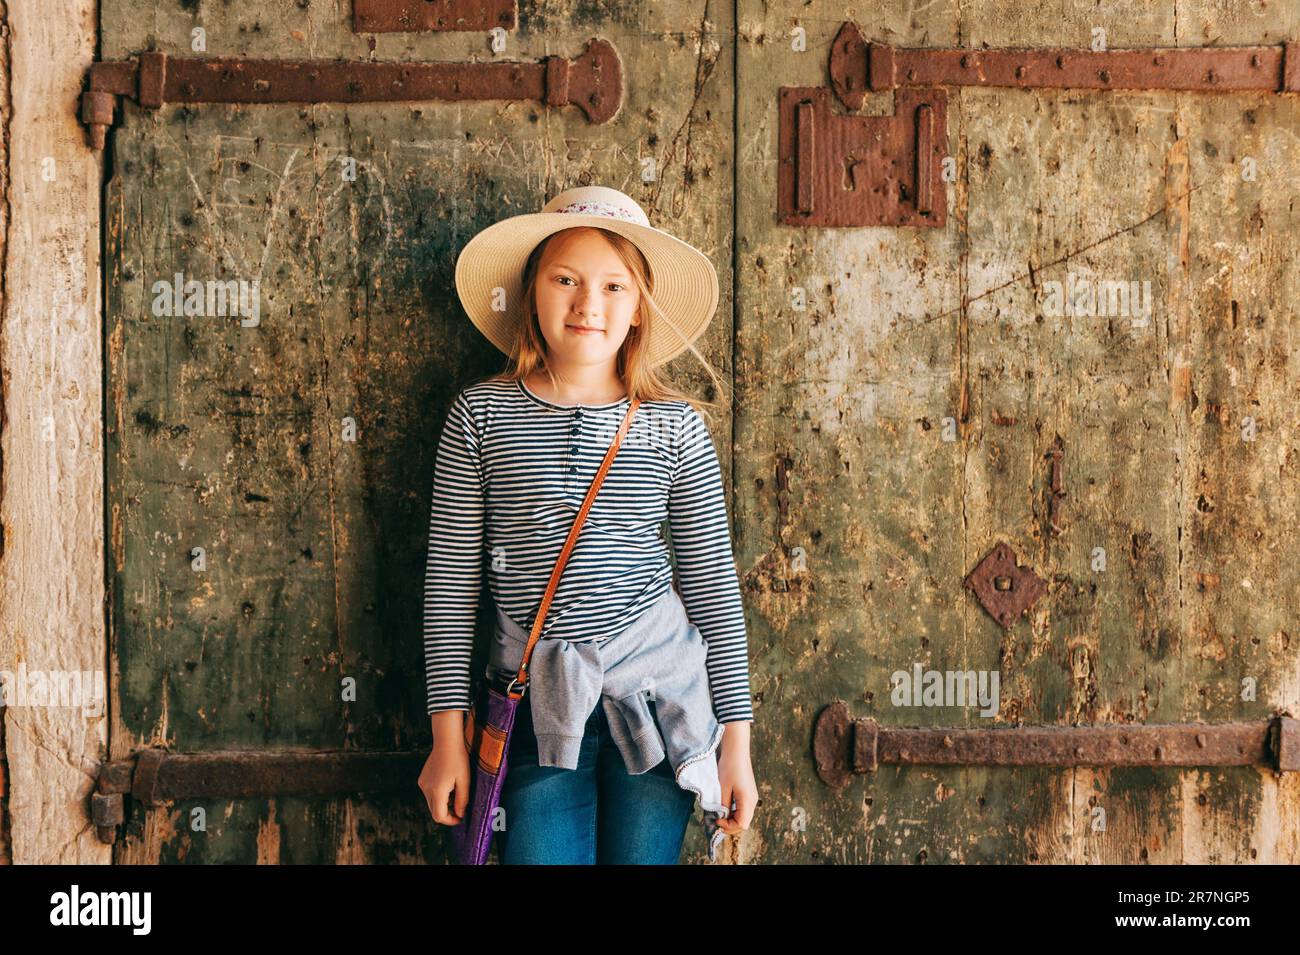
[1015,65,1026,78]
[1098,69,1110,83]
[942,735,953,747]
[1251,54,1262,67]
[1195,732,1207,747]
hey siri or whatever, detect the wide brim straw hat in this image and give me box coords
[454,185,719,368]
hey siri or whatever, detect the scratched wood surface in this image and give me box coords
[734,1,1300,863]
[98,0,1299,865]
[101,4,735,862]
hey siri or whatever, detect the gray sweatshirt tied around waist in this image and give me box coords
[487,584,728,861]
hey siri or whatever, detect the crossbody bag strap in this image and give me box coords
[506,394,644,701]
[507,396,641,700]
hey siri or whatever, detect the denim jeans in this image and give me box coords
[496,687,697,865]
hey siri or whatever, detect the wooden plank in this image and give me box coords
[0,0,109,864]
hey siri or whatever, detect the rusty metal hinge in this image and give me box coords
[781,20,1300,227]
[353,0,516,33]
[91,748,425,844]
[79,38,623,150]
[813,701,1300,788]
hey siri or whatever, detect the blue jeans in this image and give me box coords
[496,689,696,865]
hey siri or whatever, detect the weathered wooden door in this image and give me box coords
[101,4,736,861]
[100,0,1298,864]
[734,4,1300,862]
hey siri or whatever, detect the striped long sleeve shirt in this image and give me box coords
[422,376,754,724]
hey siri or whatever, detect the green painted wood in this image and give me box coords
[102,0,1299,864]
[102,2,736,863]
[734,2,1300,863]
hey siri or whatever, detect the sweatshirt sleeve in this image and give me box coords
[423,390,487,714]
[667,404,754,724]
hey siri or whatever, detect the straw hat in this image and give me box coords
[454,185,719,368]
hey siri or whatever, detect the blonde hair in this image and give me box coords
[482,226,727,427]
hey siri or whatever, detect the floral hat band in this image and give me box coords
[552,199,647,224]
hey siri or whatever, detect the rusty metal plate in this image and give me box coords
[777,84,947,228]
[80,39,623,149]
[963,541,1047,628]
[813,706,1296,786]
[813,701,879,789]
[353,0,516,33]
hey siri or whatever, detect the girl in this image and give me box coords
[418,185,757,864]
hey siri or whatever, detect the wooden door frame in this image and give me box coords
[0,0,109,864]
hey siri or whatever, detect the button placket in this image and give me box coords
[566,409,583,494]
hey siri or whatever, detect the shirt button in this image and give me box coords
[574,410,583,418]
[570,425,580,435]
[569,445,579,454]
[569,465,578,474]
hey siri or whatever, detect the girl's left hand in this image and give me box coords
[716,722,757,835]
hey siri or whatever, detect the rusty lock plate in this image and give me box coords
[963,540,1048,629]
[80,38,622,149]
[777,84,947,227]
[353,0,516,33]
[813,701,1300,788]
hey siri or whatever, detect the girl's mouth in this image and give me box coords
[566,325,604,335]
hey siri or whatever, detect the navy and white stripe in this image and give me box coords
[423,376,754,724]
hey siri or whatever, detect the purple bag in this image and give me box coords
[447,677,521,865]
[448,397,641,864]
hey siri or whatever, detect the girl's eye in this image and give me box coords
[556,275,576,286]
[607,283,625,292]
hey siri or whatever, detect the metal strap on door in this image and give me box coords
[78,39,623,150]
[780,20,1300,227]
[91,748,428,844]
[813,703,1300,788]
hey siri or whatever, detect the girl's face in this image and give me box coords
[532,229,641,368]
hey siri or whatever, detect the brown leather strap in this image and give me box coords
[508,396,641,699]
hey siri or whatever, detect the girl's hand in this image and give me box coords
[420,710,471,826]
[716,720,757,836]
